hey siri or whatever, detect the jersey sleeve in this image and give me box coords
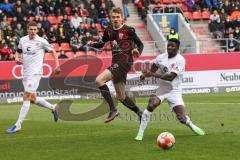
[170,58,185,75]
[18,38,23,49]
[42,39,53,52]
[129,27,144,54]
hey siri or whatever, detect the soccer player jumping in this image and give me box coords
[135,39,205,141]
[89,7,144,123]
[6,22,61,134]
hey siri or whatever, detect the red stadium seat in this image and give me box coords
[48,16,57,24]
[172,0,183,3]
[96,23,102,31]
[162,0,173,3]
[57,16,63,24]
[44,53,54,60]
[85,24,90,29]
[29,16,35,22]
[201,11,211,20]
[61,43,72,51]
[65,52,75,58]
[192,11,202,20]
[184,12,193,20]
[51,43,59,51]
[76,51,86,57]
[180,4,188,12]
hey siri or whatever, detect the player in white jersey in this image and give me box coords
[6,22,61,134]
[135,39,205,141]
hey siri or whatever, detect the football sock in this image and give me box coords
[121,96,142,116]
[35,97,55,110]
[185,115,193,128]
[99,84,115,111]
[15,101,31,126]
[137,109,152,137]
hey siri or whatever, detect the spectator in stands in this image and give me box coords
[210,10,220,22]
[167,28,179,40]
[58,50,68,59]
[13,0,22,13]
[220,0,232,17]
[22,0,33,16]
[153,3,163,13]
[57,24,67,43]
[42,16,51,32]
[0,28,4,44]
[33,0,45,16]
[80,31,100,52]
[16,6,26,22]
[37,23,45,37]
[98,3,109,28]
[34,15,43,24]
[0,16,10,30]
[89,3,99,23]
[44,0,55,16]
[184,0,195,11]
[7,52,14,61]
[61,14,70,29]
[0,43,12,61]
[233,27,240,40]
[211,18,225,39]
[0,0,14,17]
[47,26,58,43]
[14,23,25,43]
[55,0,67,15]
[204,0,218,11]
[122,0,130,20]
[65,23,76,42]
[230,6,240,21]
[0,9,5,21]
[105,0,115,15]
[224,16,235,31]
[70,32,82,53]
[234,16,240,28]
[6,31,17,52]
[226,33,238,52]
[71,12,83,29]
[11,16,19,30]
[77,22,87,36]
[89,22,99,38]
[78,3,89,24]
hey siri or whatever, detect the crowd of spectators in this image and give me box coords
[0,0,115,60]
[132,0,240,52]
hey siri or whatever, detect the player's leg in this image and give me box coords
[168,93,205,135]
[95,69,119,122]
[135,95,161,140]
[173,105,205,135]
[6,92,33,134]
[114,81,142,119]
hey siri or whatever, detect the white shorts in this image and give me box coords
[22,75,41,93]
[157,90,185,110]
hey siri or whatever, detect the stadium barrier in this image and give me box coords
[1,53,240,103]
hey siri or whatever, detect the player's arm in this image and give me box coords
[150,72,177,81]
[140,63,159,81]
[15,48,23,64]
[88,28,109,49]
[130,27,144,57]
[50,49,61,74]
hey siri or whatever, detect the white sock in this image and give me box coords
[15,101,31,127]
[137,109,152,137]
[35,97,54,111]
[185,115,194,128]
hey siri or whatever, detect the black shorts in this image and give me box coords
[108,63,132,84]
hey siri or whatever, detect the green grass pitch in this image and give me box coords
[0,92,240,160]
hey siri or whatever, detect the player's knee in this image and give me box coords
[23,92,36,103]
[176,113,187,124]
[116,94,125,101]
[147,95,160,111]
[95,78,104,87]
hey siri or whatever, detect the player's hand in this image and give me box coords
[15,56,23,65]
[54,66,61,75]
[140,75,145,81]
[132,48,140,57]
[142,70,152,77]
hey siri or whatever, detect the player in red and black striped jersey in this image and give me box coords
[89,7,144,123]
